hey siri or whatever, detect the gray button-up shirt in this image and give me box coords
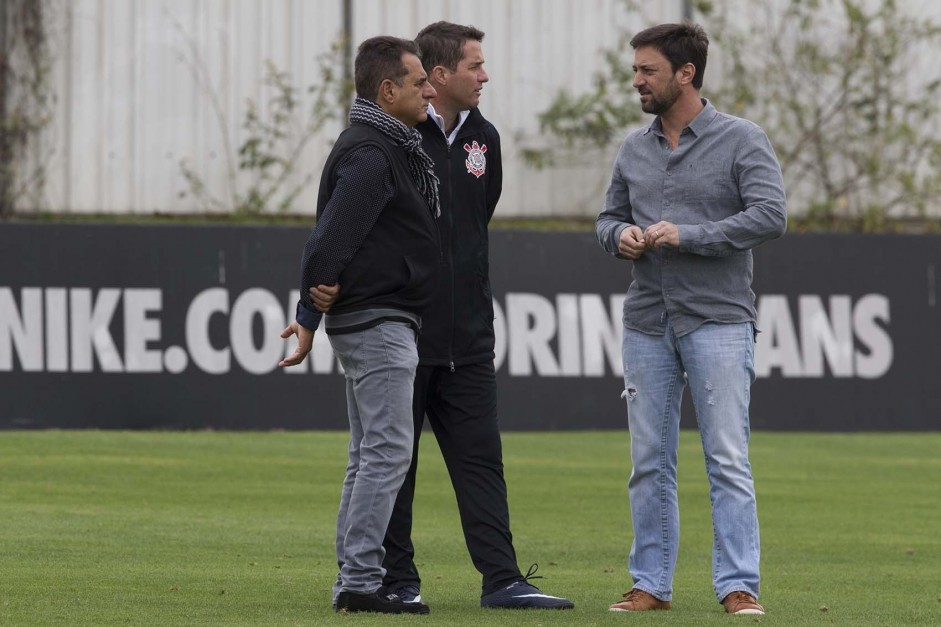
[597,99,787,337]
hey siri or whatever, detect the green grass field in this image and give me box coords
[2,430,939,626]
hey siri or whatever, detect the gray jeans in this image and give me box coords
[328,321,418,597]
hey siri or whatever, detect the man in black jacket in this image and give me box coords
[311,22,573,612]
[376,21,575,610]
[280,36,439,615]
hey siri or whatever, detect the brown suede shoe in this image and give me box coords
[609,589,671,612]
[722,591,765,615]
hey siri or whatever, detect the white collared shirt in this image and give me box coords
[427,103,470,146]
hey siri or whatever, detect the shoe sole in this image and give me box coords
[337,606,430,615]
[484,606,573,610]
[483,600,574,610]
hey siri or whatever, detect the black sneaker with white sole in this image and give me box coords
[480,564,574,609]
[335,589,430,614]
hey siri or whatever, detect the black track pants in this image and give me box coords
[381,361,522,595]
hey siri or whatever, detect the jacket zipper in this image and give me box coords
[445,137,456,373]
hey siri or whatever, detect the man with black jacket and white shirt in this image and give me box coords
[312,22,573,611]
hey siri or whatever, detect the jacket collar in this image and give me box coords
[427,103,470,144]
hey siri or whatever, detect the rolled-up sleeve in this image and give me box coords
[677,126,787,256]
[596,142,634,258]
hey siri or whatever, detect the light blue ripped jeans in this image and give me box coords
[621,320,760,604]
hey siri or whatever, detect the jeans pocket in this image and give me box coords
[329,331,365,380]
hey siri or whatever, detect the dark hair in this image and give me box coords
[630,23,709,89]
[415,21,485,72]
[354,36,420,100]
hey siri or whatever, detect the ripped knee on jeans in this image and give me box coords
[621,387,638,401]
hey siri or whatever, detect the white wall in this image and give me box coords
[27,0,686,216]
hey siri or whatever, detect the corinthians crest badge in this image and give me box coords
[464,141,487,178]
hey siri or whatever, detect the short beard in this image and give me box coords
[640,81,681,115]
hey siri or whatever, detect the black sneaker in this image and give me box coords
[480,564,574,610]
[387,583,424,605]
[335,589,430,614]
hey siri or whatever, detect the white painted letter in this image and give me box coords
[186,287,230,374]
[230,288,284,375]
[0,287,43,371]
[45,288,69,372]
[854,294,893,379]
[556,294,581,376]
[124,289,163,372]
[70,288,123,372]
[579,294,623,377]
[800,295,853,377]
[755,295,803,377]
[506,293,559,376]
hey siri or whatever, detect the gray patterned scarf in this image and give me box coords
[348,97,440,217]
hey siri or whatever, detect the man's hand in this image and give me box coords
[278,321,315,367]
[618,225,647,260]
[644,221,679,248]
[310,283,340,313]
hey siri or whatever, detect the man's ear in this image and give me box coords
[379,78,397,104]
[678,62,696,86]
[431,65,449,85]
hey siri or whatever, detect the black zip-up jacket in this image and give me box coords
[415,108,502,367]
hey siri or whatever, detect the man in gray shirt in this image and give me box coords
[596,23,786,616]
